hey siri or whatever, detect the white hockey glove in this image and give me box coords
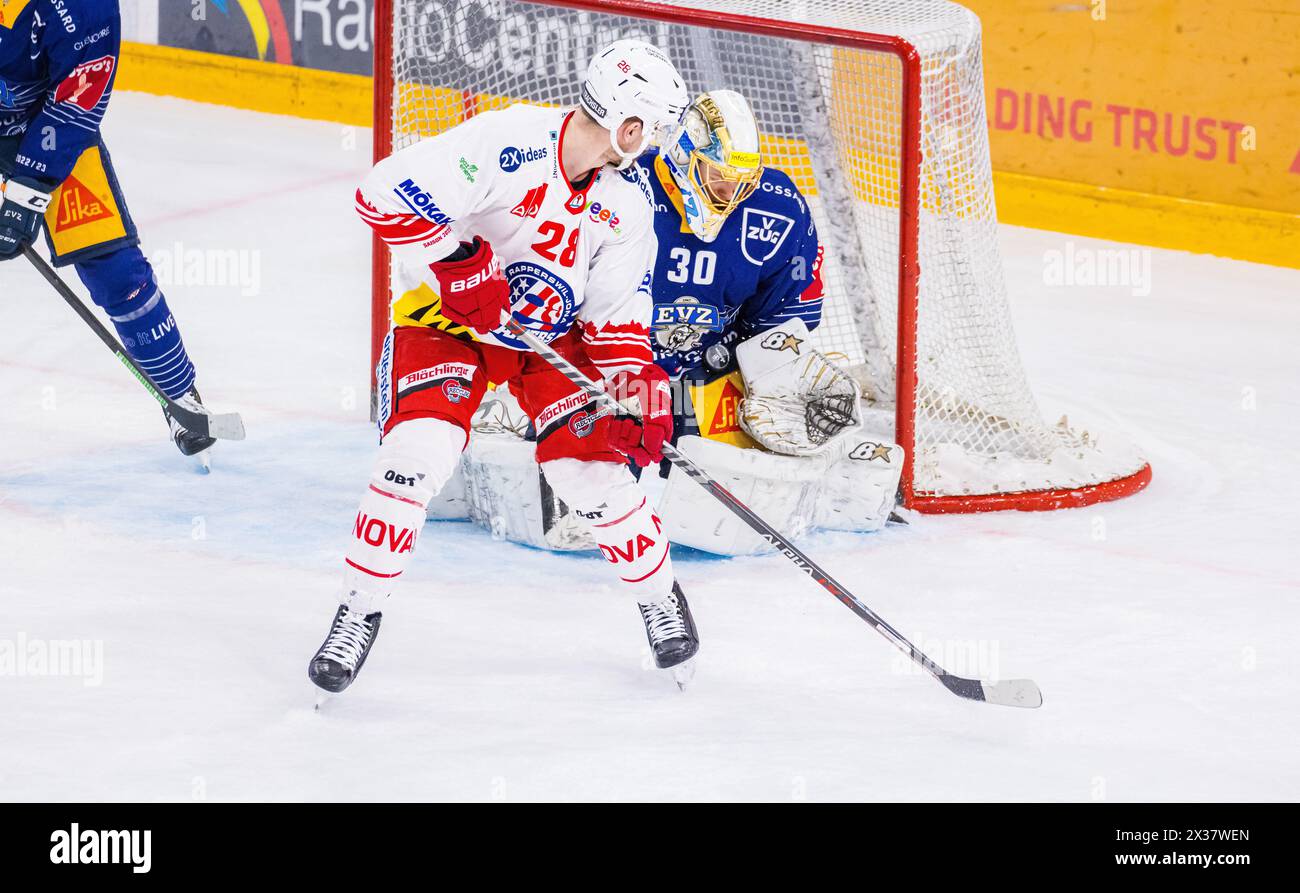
[735,318,862,457]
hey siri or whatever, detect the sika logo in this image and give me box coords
[53,176,115,232]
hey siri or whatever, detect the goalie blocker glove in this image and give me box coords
[429,236,511,333]
[0,177,52,260]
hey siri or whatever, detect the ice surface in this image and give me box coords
[2,94,1298,801]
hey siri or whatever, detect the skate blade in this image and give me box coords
[195,448,212,474]
[670,658,697,691]
[313,688,334,711]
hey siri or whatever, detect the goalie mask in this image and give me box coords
[663,90,765,242]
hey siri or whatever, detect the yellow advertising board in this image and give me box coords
[966,0,1299,266]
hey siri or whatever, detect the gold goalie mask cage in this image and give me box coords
[664,90,765,241]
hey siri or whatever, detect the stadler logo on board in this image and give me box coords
[499,145,548,172]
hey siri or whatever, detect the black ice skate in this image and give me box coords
[164,386,217,461]
[308,604,383,695]
[638,582,699,679]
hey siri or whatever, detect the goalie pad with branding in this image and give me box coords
[736,318,863,457]
[656,434,903,556]
[425,385,903,557]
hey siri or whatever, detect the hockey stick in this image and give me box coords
[507,320,1041,709]
[22,245,245,442]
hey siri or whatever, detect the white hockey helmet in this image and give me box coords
[579,39,689,170]
[662,90,765,242]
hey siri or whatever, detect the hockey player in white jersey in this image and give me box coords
[308,40,693,695]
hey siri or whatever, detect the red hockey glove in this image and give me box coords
[606,363,674,466]
[429,236,511,333]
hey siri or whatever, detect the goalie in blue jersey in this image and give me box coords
[1,0,218,463]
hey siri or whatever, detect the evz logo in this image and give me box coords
[653,296,722,352]
[740,208,794,265]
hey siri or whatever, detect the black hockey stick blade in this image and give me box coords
[23,245,245,442]
[941,673,1043,709]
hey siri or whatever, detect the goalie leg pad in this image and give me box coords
[541,458,674,603]
[343,418,466,611]
[815,438,905,533]
[657,436,822,556]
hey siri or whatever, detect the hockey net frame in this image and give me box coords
[371,0,1151,513]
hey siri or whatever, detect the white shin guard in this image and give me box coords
[540,458,675,605]
[343,418,466,613]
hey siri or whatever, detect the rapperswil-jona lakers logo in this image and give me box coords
[501,261,576,346]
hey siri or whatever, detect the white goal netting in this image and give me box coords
[379,0,1150,510]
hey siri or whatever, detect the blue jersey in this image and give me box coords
[0,0,120,186]
[637,150,824,381]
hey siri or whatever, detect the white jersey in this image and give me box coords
[359,103,660,379]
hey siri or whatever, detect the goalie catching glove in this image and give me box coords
[429,236,511,333]
[607,363,674,466]
[736,318,863,457]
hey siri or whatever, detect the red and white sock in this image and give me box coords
[343,418,465,612]
[541,458,675,605]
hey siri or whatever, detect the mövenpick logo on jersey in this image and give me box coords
[397,362,476,396]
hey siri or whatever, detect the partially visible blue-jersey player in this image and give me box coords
[639,89,825,390]
[634,90,903,554]
[1,0,216,461]
[636,89,868,458]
